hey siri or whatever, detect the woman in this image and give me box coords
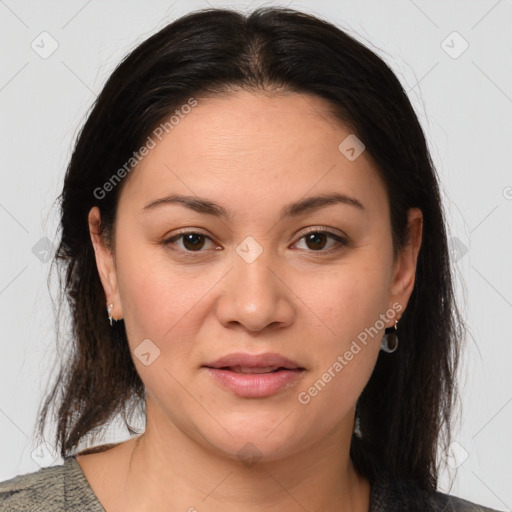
[0,6,502,511]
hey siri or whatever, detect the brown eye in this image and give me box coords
[181,233,206,251]
[304,232,329,251]
[294,229,348,253]
[163,232,216,252]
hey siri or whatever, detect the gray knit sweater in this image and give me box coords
[0,457,503,511]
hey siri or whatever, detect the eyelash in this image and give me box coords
[161,227,349,256]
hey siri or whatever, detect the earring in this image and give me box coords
[107,303,115,326]
[353,412,362,438]
[353,398,362,438]
[381,320,399,353]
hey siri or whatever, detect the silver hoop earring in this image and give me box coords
[381,320,399,353]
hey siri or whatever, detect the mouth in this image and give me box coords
[202,354,306,398]
[203,367,305,398]
[209,365,302,374]
[203,352,305,372]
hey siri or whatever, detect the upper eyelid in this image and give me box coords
[168,225,347,238]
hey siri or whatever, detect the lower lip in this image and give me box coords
[204,367,305,398]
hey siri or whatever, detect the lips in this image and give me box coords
[202,352,306,397]
[203,352,304,372]
[227,366,284,374]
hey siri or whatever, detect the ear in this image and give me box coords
[387,207,423,323]
[88,206,123,321]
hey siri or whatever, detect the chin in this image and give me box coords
[194,417,309,465]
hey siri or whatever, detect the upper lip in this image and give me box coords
[203,352,304,370]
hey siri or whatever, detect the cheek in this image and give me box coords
[312,258,392,342]
[295,255,391,400]
[295,286,384,426]
[114,253,204,402]
[114,238,185,348]
[116,261,167,342]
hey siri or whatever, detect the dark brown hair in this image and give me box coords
[36,6,464,492]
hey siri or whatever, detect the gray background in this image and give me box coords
[0,0,511,510]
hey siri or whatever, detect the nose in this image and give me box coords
[214,244,295,333]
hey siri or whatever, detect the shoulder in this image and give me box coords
[0,457,105,512]
[0,461,67,511]
[420,488,503,512]
[371,471,504,512]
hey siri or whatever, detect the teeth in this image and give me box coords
[229,366,280,374]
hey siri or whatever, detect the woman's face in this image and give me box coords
[89,90,422,463]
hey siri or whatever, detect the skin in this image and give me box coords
[82,90,423,512]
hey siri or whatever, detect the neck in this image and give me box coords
[112,403,371,511]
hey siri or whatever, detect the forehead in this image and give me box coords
[118,90,387,219]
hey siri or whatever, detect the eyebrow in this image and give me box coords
[142,192,365,219]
